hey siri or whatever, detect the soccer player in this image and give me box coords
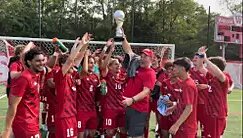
[45,65,59,138]
[201,54,229,138]
[99,39,127,138]
[169,57,198,138]
[190,49,208,137]
[76,50,100,138]
[2,47,45,138]
[54,33,91,138]
[121,37,156,138]
[158,62,181,138]
[7,42,35,97]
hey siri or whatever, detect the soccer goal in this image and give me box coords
[0,36,175,95]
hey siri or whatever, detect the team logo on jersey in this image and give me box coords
[94,79,98,82]
[71,86,77,92]
[87,78,90,81]
[174,88,182,93]
[33,81,37,86]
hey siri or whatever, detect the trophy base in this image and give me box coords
[114,36,124,42]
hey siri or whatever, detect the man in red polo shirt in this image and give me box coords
[2,47,45,138]
[121,37,156,137]
[169,57,198,138]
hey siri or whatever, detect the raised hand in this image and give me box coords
[81,33,92,45]
[106,38,114,47]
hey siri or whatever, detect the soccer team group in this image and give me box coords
[1,32,234,138]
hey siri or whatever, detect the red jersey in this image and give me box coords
[205,72,229,118]
[189,68,208,104]
[175,77,198,135]
[9,60,24,73]
[8,60,24,86]
[45,70,57,114]
[54,70,77,119]
[102,72,126,110]
[224,72,233,87]
[123,67,156,113]
[77,72,100,112]
[161,78,182,122]
[10,69,40,132]
[161,78,181,102]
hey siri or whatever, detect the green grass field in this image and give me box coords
[0,86,242,137]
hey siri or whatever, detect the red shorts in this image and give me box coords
[77,111,98,132]
[55,116,77,138]
[149,100,158,112]
[103,109,125,129]
[47,113,55,130]
[197,104,207,126]
[159,115,173,131]
[173,131,195,138]
[204,116,226,138]
[12,124,41,138]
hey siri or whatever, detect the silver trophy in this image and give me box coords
[113,10,125,41]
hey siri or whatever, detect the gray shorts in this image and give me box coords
[125,107,148,137]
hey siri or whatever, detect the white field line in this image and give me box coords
[0,94,6,99]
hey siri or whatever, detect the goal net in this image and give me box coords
[0,36,175,96]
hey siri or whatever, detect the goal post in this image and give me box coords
[0,36,175,96]
[0,36,175,59]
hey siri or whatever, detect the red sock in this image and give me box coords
[48,132,55,138]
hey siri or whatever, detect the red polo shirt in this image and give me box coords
[123,67,156,113]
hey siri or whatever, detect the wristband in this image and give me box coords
[132,97,136,104]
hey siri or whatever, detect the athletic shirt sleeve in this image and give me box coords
[10,76,28,97]
[9,62,21,72]
[182,84,195,105]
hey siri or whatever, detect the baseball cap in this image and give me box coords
[141,49,154,58]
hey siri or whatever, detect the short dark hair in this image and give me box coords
[208,56,226,71]
[164,61,173,70]
[24,47,44,68]
[58,54,69,66]
[173,57,191,72]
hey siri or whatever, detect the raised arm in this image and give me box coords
[122,37,133,55]
[81,50,90,74]
[100,40,115,77]
[199,47,226,82]
[62,33,91,75]
[74,42,89,67]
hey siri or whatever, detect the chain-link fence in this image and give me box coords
[0,36,175,96]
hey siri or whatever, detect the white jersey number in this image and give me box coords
[67,128,74,137]
[115,83,122,90]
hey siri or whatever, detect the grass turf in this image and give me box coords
[0,86,242,137]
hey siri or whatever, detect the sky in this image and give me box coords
[195,0,242,16]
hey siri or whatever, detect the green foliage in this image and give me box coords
[0,0,241,59]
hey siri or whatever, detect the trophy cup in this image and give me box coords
[113,10,125,41]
